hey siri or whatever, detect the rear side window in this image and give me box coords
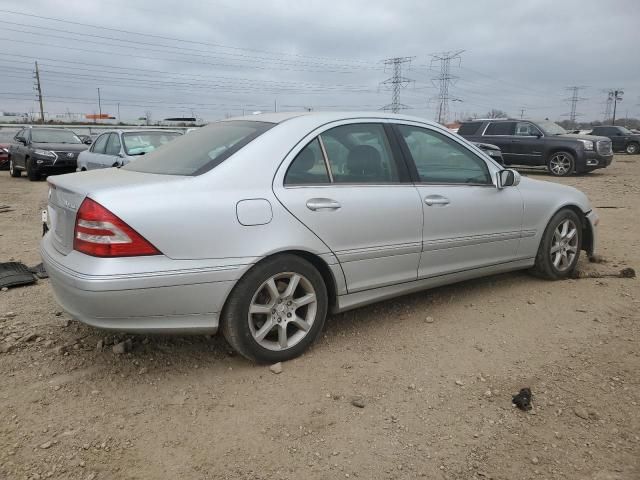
[457,122,482,135]
[123,121,274,176]
[284,139,330,185]
[484,122,515,136]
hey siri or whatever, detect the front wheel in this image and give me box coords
[533,209,582,280]
[547,151,575,177]
[9,158,21,177]
[26,158,40,181]
[626,142,639,155]
[221,254,328,363]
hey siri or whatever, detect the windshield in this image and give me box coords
[536,121,567,135]
[123,121,275,176]
[123,131,182,156]
[31,129,82,144]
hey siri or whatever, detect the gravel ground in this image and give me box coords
[1,158,639,480]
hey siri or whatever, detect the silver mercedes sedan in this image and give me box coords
[41,112,598,363]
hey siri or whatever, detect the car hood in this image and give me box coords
[518,175,592,212]
[32,143,88,152]
[557,133,610,142]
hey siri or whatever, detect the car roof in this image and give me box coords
[222,111,446,129]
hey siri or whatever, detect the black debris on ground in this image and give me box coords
[0,262,37,289]
[28,262,48,279]
[512,388,533,411]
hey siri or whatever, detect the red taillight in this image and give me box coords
[73,198,161,257]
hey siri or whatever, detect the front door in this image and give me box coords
[510,122,545,166]
[393,123,523,278]
[274,122,423,293]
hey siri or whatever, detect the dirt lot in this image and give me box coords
[1,158,639,480]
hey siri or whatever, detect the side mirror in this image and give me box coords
[112,161,122,168]
[496,169,521,189]
[535,132,542,138]
[15,136,26,145]
[83,138,93,145]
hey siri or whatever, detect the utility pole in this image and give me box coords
[97,87,102,120]
[117,103,121,123]
[429,50,464,124]
[34,61,45,124]
[609,89,624,125]
[520,108,526,119]
[562,86,587,129]
[379,56,414,113]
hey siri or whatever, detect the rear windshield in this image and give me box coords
[122,121,275,176]
[123,131,181,156]
[457,122,482,135]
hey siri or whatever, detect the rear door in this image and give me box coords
[393,123,523,278]
[274,121,423,293]
[510,121,545,165]
[481,121,516,164]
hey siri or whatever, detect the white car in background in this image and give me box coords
[77,130,182,171]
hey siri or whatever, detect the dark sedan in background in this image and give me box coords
[0,130,17,170]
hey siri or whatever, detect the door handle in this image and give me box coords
[424,195,450,206]
[306,198,341,211]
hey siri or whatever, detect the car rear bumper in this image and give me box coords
[40,233,253,334]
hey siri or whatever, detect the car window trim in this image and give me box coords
[316,135,334,183]
[391,123,494,186]
[481,121,516,136]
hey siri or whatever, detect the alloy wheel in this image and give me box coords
[626,143,639,154]
[549,153,572,176]
[248,272,317,351]
[550,219,578,271]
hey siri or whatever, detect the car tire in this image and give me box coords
[26,158,40,181]
[532,209,582,280]
[221,254,328,363]
[547,151,575,177]
[626,142,639,155]
[9,158,21,177]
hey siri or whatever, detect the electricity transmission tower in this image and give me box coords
[33,61,45,124]
[380,57,415,113]
[429,50,464,124]
[603,91,614,122]
[562,86,587,128]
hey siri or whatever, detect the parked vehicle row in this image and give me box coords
[42,112,598,363]
[588,126,640,155]
[6,127,183,180]
[458,119,614,176]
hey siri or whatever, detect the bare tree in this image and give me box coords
[485,109,508,119]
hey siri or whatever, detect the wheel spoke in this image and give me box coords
[560,220,569,237]
[567,245,578,253]
[566,227,577,240]
[265,278,280,302]
[553,252,562,267]
[550,244,561,254]
[293,293,316,308]
[277,324,288,349]
[291,315,311,332]
[249,304,272,315]
[254,319,275,342]
[283,274,301,298]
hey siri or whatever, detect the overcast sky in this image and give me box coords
[0,0,638,123]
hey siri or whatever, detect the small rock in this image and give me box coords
[554,431,562,439]
[1,287,7,292]
[574,407,590,420]
[269,362,283,374]
[39,441,53,449]
[54,346,66,355]
[527,299,535,305]
[138,367,148,375]
[484,389,492,398]
[455,380,464,386]
[0,342,15,354]
[351,396,365,408]
[4,311,16,318]
[424,316,434,324]
[408,383,416,390]
[531,457,539,465]
[82,443,90,450]
[112,341,128,354]
[43,340,53,348]
[54,311,63,317]
[96,339,104,351]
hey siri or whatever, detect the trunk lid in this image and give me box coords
[47,169,184,255]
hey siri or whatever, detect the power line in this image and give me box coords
[380,57,414,113]
[429,50,464,124]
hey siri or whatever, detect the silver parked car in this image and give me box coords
[76,130,182,171]
[41,112,598,363]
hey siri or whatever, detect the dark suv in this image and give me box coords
[8,127,89,181]
[458,119,613,176]
[588,126,640,155]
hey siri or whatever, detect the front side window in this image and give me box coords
[31,129,82,144]
[515,122,542,136]
[484,122,515,136]
[397,125,491,185]
[105,133,122,156]
[284,138,330,185]
[319,123,399,183]
[124,121,273,176]
[91,134,109,154]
